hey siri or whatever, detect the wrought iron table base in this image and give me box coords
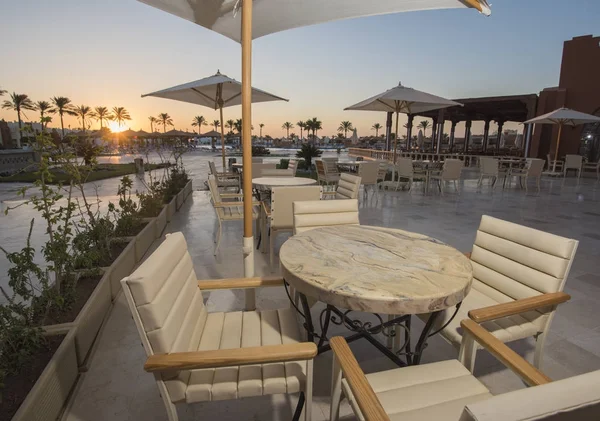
[294,288,446,367]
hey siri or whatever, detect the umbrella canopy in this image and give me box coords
[137,0,490,42]
[524,108,600,172]
[345,83,462,159]
[142,70,287,168]
[120,129,138,138]
[135,129,151,137]
[524,107,600,127]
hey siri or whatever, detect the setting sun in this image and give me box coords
[109,121,127,133]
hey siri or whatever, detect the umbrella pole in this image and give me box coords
[219,105,226,170]
[393,111,399,163]
[241,0,255,310]
[553,123,562,173]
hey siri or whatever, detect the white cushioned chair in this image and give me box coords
[329,316,600,421]
[293,199,359,235]
[208,175,260,255]
[563,154,583,178]
[288,159,299,176]
[358,161,380,200]
[322,173,362,200]
[209,160,240,191]
[478,157,508,189]
[510,158,544,193]
[121,232,317,421]
[429,158,463,195]
[393,157,415,192]
[316,160,341,190]
[425,215,578,370]
[267,186,322,268]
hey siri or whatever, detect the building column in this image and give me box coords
[406,114,414,151]
[482,119,490,153]
[464,120,472,153]
[430,117,437,152]
[524,123,533,158]
[496,120,505,153]
[436,109,445,154]
[449,120,457,152]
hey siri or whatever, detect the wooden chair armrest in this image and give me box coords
[460,319,551,386]
[198,276,284,290]
[468,292,570,323]
[330,337,391,421]
[463,251,471,259]
[221,193,243,198]
[262,201,271,217]
[322,191,336,197]
[213,201,261,208]
[216,171,240,178]
[145,342,317,372]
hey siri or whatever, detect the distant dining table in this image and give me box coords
[280,225,473,366]
[412,160,443,195]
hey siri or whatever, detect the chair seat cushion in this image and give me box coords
[342,360,492,421]
[185,307,306,403]
[419,279,544,347]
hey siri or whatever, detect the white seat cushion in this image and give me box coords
[422,279,544,347]
[343,360,492,421]
[185,307,306,403]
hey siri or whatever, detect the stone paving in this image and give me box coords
[58,167,600,421]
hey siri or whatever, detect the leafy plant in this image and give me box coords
[296,144,322,169]
[112,176,143,236]
[251,145,270,156]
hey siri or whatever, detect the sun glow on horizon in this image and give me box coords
[109,121,127,133]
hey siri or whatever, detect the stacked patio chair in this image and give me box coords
[208,160,240,191]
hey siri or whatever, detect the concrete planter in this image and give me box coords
[176,189,184,210]
[155,206,167,238]
[184,180,193,200]
[135,219,156,261]
[109,238,137,300]
[11,329,79,421]
[166,196,176,222]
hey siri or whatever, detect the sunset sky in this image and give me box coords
[1,0,599,138]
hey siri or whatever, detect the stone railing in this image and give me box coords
[348,148,486,167]
[0,149,38,175]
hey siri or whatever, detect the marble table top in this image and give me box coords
[252,177,317,188]
[280,225,472,314]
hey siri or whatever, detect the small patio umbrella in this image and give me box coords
[418,129,424,149]
[137,0,490,298]
[524,107,600,173]
[142,71,287,169]
[345,82,462,161]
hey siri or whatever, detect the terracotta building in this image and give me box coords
[530,35,600,161]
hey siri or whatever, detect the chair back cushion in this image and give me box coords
[472,216,578,302]
[395,157,414,177]
[480,157,499,176]
[261,169,294,177]
[288,160,298,176]
[293,199,359,234]
[376,161,388,180]
[358,161,379,185]
[271,186,322,229]
[527,158,545,176]
[121,232,207,402]
[564,154,583,169]
[460,369,600,421]
[324,159,340,176]
[336,173,361,199]
[316,160,326,178]
[443,159,463,179]
[252,163,277,178]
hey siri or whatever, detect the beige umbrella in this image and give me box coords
[137,0,491,301]
[142,71,287,170]
[345,82,462,162]
[524,107,600,172]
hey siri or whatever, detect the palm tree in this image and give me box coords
[191,115,207,135]
[112,107,131,130]
[75,105,92,132]
[0,88,6,96]
[213,119,220,131]
[233,119,242,134]
[35,100,52,131]
[297,120,306,141]
[338,121,354,138]
[371,123,382,137]
[50,96,77,139]
[157,113,173,133]
[281,122,293,139]
[225,119,235,133]
[148,116,159,133]
[259,123,264,138]
[418,120,430,137]
[306,117,322,140]
[91,106,112,130]
[296,144,322,169]
[2,93,36,147]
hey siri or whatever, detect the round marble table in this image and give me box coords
[252,177,317,189]
[280,225,473,365]
[280,225,472,314]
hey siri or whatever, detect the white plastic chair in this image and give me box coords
[208,160,240,191]
[122,232,316,421]
[358,161,380,200]
[478,157,507,189]
[511,158,544,193]
[563,154,583,178]
[393,157,415,192]
[429,158,463,195]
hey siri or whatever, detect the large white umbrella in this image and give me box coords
[142,71,287,169]
[524,107,600,172]
[137,0,491,302]
[345,82,462,161]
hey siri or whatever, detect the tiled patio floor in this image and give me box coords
[63,171,600,421]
